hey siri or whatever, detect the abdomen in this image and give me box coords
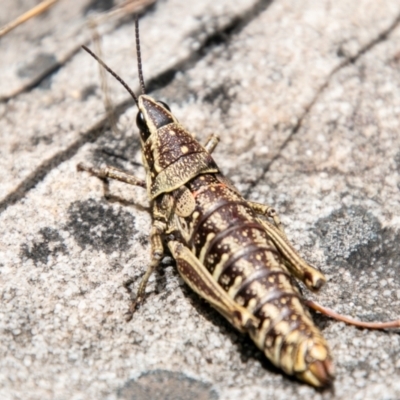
[178,173,332,386]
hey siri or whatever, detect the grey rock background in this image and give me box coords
[1,0,400,399]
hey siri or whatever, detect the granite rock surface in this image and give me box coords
[1,1,400,399]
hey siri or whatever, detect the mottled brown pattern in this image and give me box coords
[156,125,205,170]
[150,152,218,199]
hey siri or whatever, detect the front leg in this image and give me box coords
[77,163,146,188]
[203,134,220,154]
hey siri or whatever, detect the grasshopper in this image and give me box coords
[78,19,337,387]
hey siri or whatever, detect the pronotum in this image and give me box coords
[78,18,399,387]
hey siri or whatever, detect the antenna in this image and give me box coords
[135,16,146,95]
[81,45,139,106]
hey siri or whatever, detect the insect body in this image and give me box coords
[140,95,334,387]
[79,22,335,387]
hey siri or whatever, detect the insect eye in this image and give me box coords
[136,111,151,141]
[157,100,171,111]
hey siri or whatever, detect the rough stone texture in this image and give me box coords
[1,1,400,399]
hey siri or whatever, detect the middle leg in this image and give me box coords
[125,219,165,320]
